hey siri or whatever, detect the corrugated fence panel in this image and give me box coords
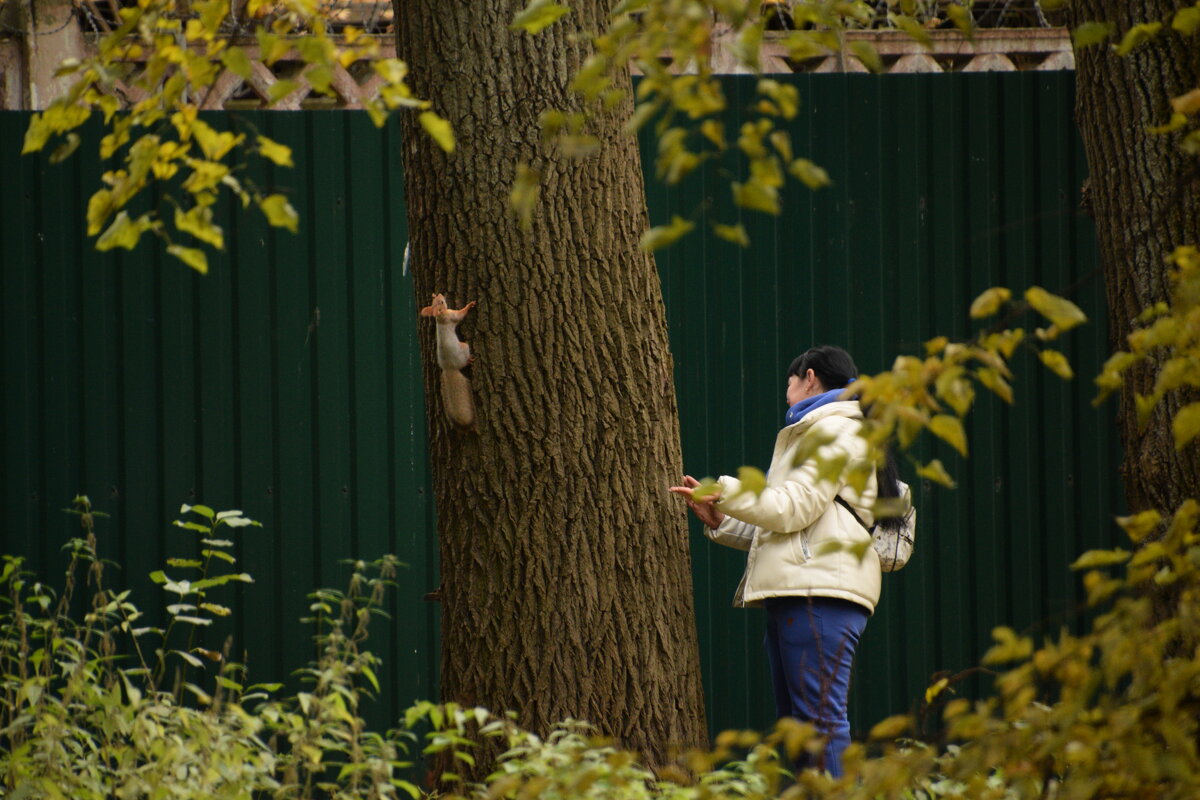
[652,72,1119,738]
[0,111,438,732]
[1,70,1119,742]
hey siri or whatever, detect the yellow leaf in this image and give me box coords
[1171,88,1200,116]
[924,678,949,704]
[256,135,294,167]
[1069,548,1131,570]
[925,336,949,355]
[769,131,792,162]
[969,286,1011,318]
[1072,21,1115,49]
[87,189,117,236]
[945,4,974,38]
[1038,349,1074,380]
[22,112,54,154]
[735,466,767,497]
[732,179,779,214]
[1024,286,1087,331]
[192,121,243,161]
[757,79,799,119]
[1174,6,1200,35]
[1172,402,1200,450]
[259,194,299,233]
[640,215,695,251]
[981,627,1032,666]
[510,0,570,34]
[167,244,209,274]
[788,158,830,190]
[712,223,750,247]
[96,211,157,251]
[928,414,967,457]
[700,119,725,149]
[419,111,456,154]
[916,459,955,488]
[509,163,542,230]
[868,714,911,740]
[1116,510,1162,543]
[174,205,224,249]
[1114,22,1162,57]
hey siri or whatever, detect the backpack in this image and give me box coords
[835,481,916,572]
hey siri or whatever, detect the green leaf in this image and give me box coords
[735,466,767,497]
[1072,21,1115,49]
[928,414,968,457]
[1070,548,1131,570]
[1114,22,1162,56]
[221,46,253,79]
[259,194,299,233]
[1038,349,1074,380]
[256,135,294,167]
[418,111,455,153]
[1172,402,1200,450]
[969,286,1011,318]
[167,245,209,275]
[96,211,157,251]
[510,0,570,34]
[712,223,750,247]
[639,215,695,251]
[166,558,203,568]
[1024,286,1087,331]
[149,570,168,584]
[183,503,216,519]
[171,649,205,667]
[266,79,302,105]
[848,40,883,73]
[916,458,955,488]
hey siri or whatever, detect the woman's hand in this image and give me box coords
[669,475,725,529]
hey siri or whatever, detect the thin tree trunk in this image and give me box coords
[1068,0,1200,514]
[393,0,708,767]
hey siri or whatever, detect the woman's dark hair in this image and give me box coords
[787,345,858,390]
[788,345,906,532]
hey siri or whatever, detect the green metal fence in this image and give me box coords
[0,71,1120,741]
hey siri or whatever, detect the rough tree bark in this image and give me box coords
[392,0,708,765]
[1067,0,1200,513]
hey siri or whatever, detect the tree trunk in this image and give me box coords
[1068,0,1200,514]
[393,0,708,767]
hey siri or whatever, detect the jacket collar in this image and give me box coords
[782,400,863,434]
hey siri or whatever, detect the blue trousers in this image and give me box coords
[763,596,869,778]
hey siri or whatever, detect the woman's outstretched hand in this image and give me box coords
[669,475,725,529]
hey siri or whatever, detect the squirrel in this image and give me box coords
[419,293,477,429]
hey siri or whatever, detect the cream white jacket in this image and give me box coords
[706,401,882,612]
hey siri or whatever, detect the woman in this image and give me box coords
[671,345,893,777]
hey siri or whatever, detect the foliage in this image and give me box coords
[0,496,417,799]
[20,0,450,274]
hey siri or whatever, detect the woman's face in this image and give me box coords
[786,369,823,406]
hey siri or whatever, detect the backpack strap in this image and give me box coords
[834,495,875,533]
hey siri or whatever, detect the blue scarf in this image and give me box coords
[784,381,855,427]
